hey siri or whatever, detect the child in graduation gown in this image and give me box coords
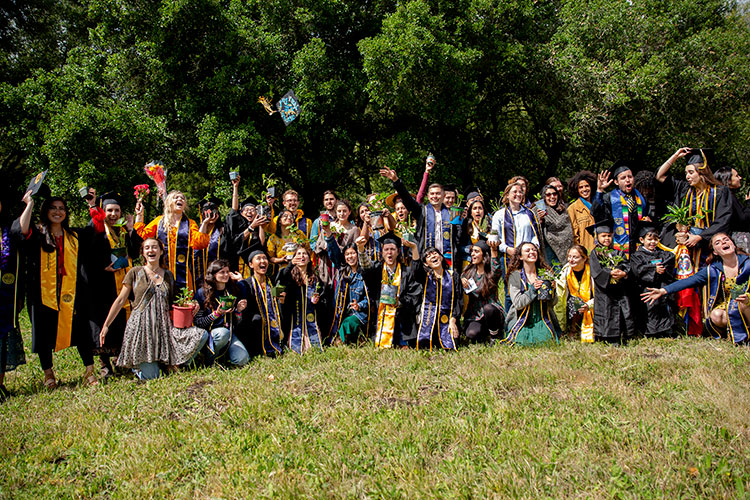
[413,246,462,351]
[629,225,675,338]
[587,219,634,344]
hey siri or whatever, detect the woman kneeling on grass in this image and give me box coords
[642,232,750,345]
[503,242,561,346]
[100,238,209,380]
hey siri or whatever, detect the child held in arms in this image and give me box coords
[587,219,634,344]
[629,225,675,338]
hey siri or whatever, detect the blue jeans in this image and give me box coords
[209,327,249,366]
[138,362,161,380]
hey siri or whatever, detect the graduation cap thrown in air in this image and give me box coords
[258,90,301,126]
[686,148,715,170]
[585,218,615,236]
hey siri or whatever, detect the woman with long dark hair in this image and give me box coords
[460,239,504,342]
[19,195,98,387]
[100,238,209,379]
[503,242,561,345]
[554,244,595,342]
[194,259,250,366]
[266,208,309,277]
[655,148,732,265]
[459,196,491,268]
[412,246,461,351]
[278,245,327,353]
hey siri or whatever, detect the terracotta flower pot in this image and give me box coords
[370,211,385,231]
[172,305,194,329]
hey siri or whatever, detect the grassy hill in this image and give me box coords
[1,332,749,499]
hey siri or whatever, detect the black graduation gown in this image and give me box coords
[1,220,26,371]
[591,189,650,257]
[276,263,333,343]
[192,222,229,287]
[393,179,462,271]
[360,255,422,344]
[21,225,96,353]
[657,175,732,251]
[85,225,141,354]
[629,247,675,336]
[236,275,283,357]
[225,210,265,272]
[589,246,634,339]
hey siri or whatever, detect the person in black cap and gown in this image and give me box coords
[655,147,732,266]
[592,160,651,259]
[356,232,421,348]
[629,224,675,338]
[587,219,634,344]
[226,175,268,278]
[87,190,141,378]
[193,196,229,287]
[238,250,284,357]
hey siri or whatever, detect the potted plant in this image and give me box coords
[367,192,392,231]
[728,279,747,300]
[271,284,286,298]
[450,193,465,224]
[396,215,415,242]
[661,204,711,235]
[172,287,195,328]
[487,229,500,244]
[218,294,236,310]
[536,268,557,301]
[596,247,626,285]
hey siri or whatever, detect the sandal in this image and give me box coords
[43,373,58,390]
[83,366,98,387]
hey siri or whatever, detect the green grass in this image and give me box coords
[1,315,749,499]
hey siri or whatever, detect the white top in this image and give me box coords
[491,207,539,254]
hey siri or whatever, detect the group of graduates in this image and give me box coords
[0,146,749,397]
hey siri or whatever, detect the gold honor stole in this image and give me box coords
[40,231,78,351]
[375,264,401,349]
[567,264,594,343]
[104,224,132,320]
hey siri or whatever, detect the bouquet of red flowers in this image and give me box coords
[133,184,150,202]
[144,160,167,199]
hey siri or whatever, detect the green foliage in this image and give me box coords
[0,0,749,224]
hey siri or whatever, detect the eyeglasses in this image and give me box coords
[545,192,558,197]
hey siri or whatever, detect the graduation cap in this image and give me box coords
[686,148,715,170]
[197,196,222,221]
[638,223,659,239]
[258,90,301,126]
[585,218,615,236]
[98,192,123,209]
[27,170,51,198]
[377,231,402,250]
[239,196,256,210]
[609,160,634,180]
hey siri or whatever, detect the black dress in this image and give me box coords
[630,247,675,336]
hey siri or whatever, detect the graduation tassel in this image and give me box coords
[258,96,277,115]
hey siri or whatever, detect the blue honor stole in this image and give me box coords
[251,275,283,355]
[424,206,453,261]
[329,270,370,341]
[296,216,308,236]
[417,269,456,350]
[704,258,750,344]
[503,268,559,345]
[288,280,323,353]
[157,216,192,290]
[610,189,645,257]
[500,207,542,275]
